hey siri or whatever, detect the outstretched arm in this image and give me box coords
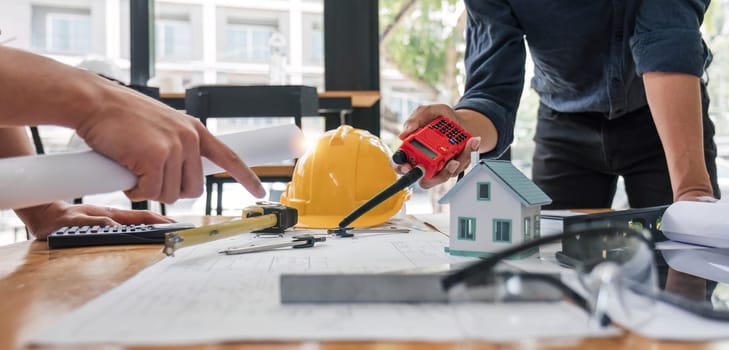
[0,46,264,204]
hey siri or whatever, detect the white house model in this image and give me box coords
[439,159,552,258]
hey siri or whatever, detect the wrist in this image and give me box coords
[15,201,66,227]
[674,189,716,203]
[454,109,498,153]
[59,71,110,130]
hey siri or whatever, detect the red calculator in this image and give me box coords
[392,116,471,179]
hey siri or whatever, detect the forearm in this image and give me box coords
[0,127,35,157]
[0,46,106,129]
[643,72,714,201]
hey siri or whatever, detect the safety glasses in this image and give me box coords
[442,223,659,328]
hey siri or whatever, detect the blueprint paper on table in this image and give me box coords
[29,228,616,346]
[0,124,304,209]
[661,247,729,284]
[600,290,729,341]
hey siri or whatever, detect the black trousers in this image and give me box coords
[531,91,720,296]
[532,97,720,210]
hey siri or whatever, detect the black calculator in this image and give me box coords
[47,222,195,249]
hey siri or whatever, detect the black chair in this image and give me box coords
[184,85,320,215]
[318,96,353,131]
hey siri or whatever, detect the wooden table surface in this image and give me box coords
[0,216,723,350]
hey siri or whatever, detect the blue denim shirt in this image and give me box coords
[455,0,711,158]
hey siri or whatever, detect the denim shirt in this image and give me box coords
[455,0,711,158]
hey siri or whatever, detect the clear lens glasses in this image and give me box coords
[442,223,659,328]
[568,224,659,328]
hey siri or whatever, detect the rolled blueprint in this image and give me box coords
[661,201,729,248]
[0,124,305,209]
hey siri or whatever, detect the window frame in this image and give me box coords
[457,216,477,241]
[222,22,276,63]
[477,182,491,201]
[45,12,91,54]
[155,18,193,61]
[492,218,512,243]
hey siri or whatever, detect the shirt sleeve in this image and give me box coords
[630,0,710,77]
[455,0,526,159]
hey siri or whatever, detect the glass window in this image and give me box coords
[534,215,540,239]
[223,23,275,62]
[457,217,476,241]
[493,219,512,242]
[523,217,531,241]
[303,16,324,65]
[45,13,91,54]
[156,19,192,61]
[477,182,490,201]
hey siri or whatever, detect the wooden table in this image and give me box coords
[0,216,721,350]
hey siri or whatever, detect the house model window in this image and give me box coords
[440,158,552,258]
[477,182,490,201]
[457,217,476,240]
[493,219,512,242]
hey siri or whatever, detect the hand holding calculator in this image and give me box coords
[47,222,194,249]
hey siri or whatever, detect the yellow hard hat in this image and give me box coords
[280,125,410,228]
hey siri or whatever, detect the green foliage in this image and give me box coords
[380,0,463,87]
[704,1,729,135]
[704,0,724,38]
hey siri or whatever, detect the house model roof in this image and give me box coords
[438,160,552,206]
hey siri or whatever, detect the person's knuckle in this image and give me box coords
[147,144,170,162]
[180,125,200,145]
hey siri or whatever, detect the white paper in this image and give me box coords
[413,213,450,234]
[662,247,729,284]
[630,301,729,340]
[603,291,729,341]
[30,227,616,346]
[661,201,729,248]
[0,124,305,209]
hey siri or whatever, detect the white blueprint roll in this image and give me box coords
[661,201,729,248]
[0,124,305,209]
